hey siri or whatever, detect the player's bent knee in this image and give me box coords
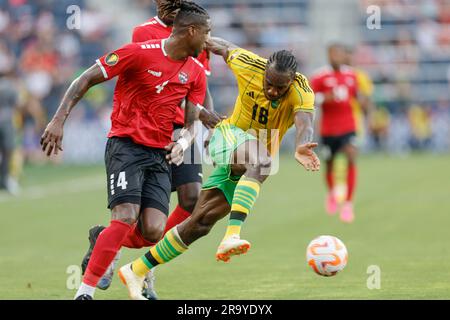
[111,203,140,225]
[179,194,199,213]
[115,216,137,226]
[140,225,164,244]
[178,183,201,213]
[346,151,358,164]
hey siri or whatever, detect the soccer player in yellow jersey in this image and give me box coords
[118,37,320,299]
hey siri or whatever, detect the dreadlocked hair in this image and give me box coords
[267,50,298,77]
[160,0,209,26]
[158,0,181,18]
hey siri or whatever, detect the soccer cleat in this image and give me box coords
[81,225,106,276]
[325,192,338,215]
[97,250,122,290]
[340,201,355,223]
[216,235,251,262]
[118,263,147,300]
[142,268,158,300]
[75,294,93,300]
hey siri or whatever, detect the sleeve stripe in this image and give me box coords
[240,52,267,65]
[294,107,315,113]
[236,57,265,72]
[227,48,244,63]
[295,78,313,93]
[229,61,265,75]
[238,54,267,69]
[96,59,108,79]
[297,75,313,93]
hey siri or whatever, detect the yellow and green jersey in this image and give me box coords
[223,48,315,153]
[351,68,374,137]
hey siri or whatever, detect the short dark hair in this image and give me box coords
[267,50,298,77]
[160,1,209,29]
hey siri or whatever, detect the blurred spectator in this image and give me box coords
[0,42,18,194]
[368,106,391,151]
[430,98,450,152]
[408,105,432,151]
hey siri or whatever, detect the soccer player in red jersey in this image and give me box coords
[311,43,362,223]
[80,1,219,299]
[129,0,215,298]
[40,2,219,300]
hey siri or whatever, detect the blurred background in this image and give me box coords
[0,0,449,185]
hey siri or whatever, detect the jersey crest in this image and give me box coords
[179,72,189,84]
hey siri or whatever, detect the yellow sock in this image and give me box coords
[131,227,188,277]
[224,176,261,239]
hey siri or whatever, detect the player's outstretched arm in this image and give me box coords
[40,64,107,157]
[206,37,239,62]
[294,111,321,172]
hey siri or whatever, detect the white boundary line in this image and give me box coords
[0,175,105,203]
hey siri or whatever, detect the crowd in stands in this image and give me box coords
[0,0,448,169]
[356,0,450,152]
[0,0,118,163]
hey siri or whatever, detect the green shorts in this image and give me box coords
[202,122,257,204]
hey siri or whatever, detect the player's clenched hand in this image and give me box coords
[199,109,226,129]
[40,118,64,157]
[295,142,321,172]
[165,142,184,166]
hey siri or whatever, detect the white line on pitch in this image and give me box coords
[0,175,105,203]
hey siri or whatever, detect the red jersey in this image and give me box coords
[132,16,211,126]
[96,39,207,149]
[311,66,358,137]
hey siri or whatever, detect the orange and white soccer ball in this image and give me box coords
[306,235,348,277]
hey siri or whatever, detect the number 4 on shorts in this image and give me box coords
[111,171,128,195]
[117,172,128,190]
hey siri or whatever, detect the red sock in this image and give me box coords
[83,220,131,287]
[326,161,334,192]
[121,223,155,249]
[163,205,191,236]
[347,163,357,201]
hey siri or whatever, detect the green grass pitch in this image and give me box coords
[1,154,450,299]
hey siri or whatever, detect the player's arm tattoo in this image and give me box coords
[294,111,315,147]
[207,37,239,62]
[52,65,107,124]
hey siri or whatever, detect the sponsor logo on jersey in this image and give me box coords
[105,53,119,66]
[179,72,189,84]
[148,70,162,77]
